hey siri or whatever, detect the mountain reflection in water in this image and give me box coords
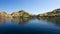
[11,18,35,25]
[0,17,34,24]
[0,17,60,34]
[0,18,9,24]
[38,17,60,26]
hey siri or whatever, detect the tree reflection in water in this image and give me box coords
[38,17,60,26]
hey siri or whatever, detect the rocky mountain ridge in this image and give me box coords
[38,8,60,16]
[1,8,60,18]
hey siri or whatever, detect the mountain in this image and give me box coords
[0,12,12,18]
[38,8,60,17]
[11,10,35,18]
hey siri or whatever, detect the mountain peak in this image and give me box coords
[19,10,26,12]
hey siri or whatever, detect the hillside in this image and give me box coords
[11,10,35,18]
[38,8,60,17]
[0,12,12,18]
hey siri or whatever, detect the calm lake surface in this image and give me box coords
[0,17,60,34]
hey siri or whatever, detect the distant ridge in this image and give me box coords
[11,10,35,18]
[38,8,60,16]
[0,12,12,18]
[1,8,60,18]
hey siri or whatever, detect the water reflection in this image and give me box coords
[38,17,60,26]
[12,18,35,25]
[0,17,60,34]
[0,18,9,24]
[0,17,35,25]
[0,17,60,26]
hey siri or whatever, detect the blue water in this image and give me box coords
[0,18,60,34]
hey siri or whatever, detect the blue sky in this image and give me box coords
[0,0,60,15]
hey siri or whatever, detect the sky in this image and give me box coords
[0,0,60,15]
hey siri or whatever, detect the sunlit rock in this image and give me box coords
[11,10,35,18]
